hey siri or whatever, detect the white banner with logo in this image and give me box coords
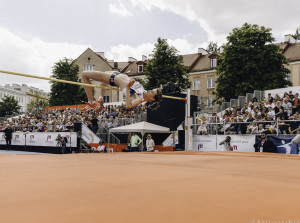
[0,132,77,147]
[81,124,100,144]
[193,135,255,152]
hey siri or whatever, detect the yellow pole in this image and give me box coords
[162,95,187,101]
[0,69,121,91]
[0,69,187,100]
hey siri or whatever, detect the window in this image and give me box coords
[103,96,109,103]
[285,73,291,82]
[193,80,200,90]
[207,98,213,107]
[207,78,215,89]
[210,58,217,68]
[138,65,144,73]
[83,65,95,71]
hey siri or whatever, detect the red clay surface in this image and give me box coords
[0,151,300,223]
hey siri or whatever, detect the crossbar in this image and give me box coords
[0,69,186,101]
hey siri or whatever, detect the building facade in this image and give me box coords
[0,84,49,113]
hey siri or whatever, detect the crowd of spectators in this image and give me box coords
[196,90,300,135]
[0,103,147,134]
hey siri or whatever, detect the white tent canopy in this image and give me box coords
[109,121,170,135]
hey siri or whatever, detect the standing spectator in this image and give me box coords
[130,132,142,152]
[254,131,277,153]
[146,134,155,152]
[3,124,13,151]
[91,115,99,134]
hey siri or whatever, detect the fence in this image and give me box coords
[192,119,300,136]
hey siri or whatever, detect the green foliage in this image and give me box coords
[144,38,191,91]
[49,58,87,106]
[292,26,300,40]
[206,42,219,53]
[214,23,291,103]
[27,94,49,113]
[0,95,21,117]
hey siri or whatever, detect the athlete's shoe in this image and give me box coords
[83,101,97,111]
[96,97,104,112]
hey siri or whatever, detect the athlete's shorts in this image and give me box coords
[109,72,121,86]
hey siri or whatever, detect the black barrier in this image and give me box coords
[147,93,198,130]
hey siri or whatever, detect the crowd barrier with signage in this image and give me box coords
[193,135,300,154]
[0,132,78,153]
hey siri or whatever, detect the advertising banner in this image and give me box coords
[193,135,255,152]
[255,135,300,154]
[81,124,100,144]
[217,135,255,152]
[193,135,218,151]
[0,132,77,147]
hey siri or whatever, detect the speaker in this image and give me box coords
[74,123,82,132]
[169,118,177,131]
[178,130,185,147]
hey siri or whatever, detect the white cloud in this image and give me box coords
[106,38,203,62]
[109,2,133,17]
[0,27,89,92]
[106,42,154,61]
[129,0,300,43]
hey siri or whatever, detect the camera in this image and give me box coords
[225,136,231,142]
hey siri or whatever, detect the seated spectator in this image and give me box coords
[92,141,107,153]
[288,115,300,135]
[278,116,290,135]
[234,116,247,135]
[197,121,208,135]
[267,93,273,104]
[282,97,292,117]
[267,107,275,120]
[247,121,258,134]
[274,93,281,101]
[258,124,265,134]
[292,93,300,114]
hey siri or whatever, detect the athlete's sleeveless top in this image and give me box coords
[122,81,146,101]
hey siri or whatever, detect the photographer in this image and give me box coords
[56,134,67,154]
[3,124,13,151]
[219,136,233,151]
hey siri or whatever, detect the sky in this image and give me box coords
[0,0,300,92]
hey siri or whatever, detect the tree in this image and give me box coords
[292,26,300,41]
[214,23,291,103]
[0,95,21,117]
[27,94,49,113]
[206,42,219,53]
[144,38,191,91]
[49,58,87,106]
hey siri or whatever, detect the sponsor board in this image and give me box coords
[0,132,77,147]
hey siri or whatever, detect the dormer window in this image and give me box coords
[210,58,217,68]
[138,65,144,73]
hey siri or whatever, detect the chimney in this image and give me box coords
[219,46,224,53]
[284,34,296,44]
[198,48,208,55]
[142,55,147,61]
[107,59,114,63]
[128,57,137,62]
[96,52,105,58]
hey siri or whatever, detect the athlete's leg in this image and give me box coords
[82,71,111,101]
[114,74,135,89]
